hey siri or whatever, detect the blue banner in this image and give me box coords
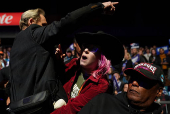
[156,45,169,55]
[69,43,74,51]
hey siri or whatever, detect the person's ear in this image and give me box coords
[28,18,36,26]
[156,87,163,98]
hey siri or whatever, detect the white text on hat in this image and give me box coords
[134,63,157,74]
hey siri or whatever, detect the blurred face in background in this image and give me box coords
[151,49,156,55]
[167,51,170,56]
[0,54,3,59]
[124,53,130,60]
[108,67,113,74]
[123,83,128,92]
[159,48,164,55]
[66,51,72,58]
[132,48,138,56]
[138,49,143,55]
[114,73,120,81]
[146,49,150,54]
[3,48,7,53]
[3,53,8,59]
[153,45,157,49]
[7,47,11,52]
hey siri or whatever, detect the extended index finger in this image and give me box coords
[112,2,119,5]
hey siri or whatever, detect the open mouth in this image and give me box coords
[82,55,87,60]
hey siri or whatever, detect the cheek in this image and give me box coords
[147,88,158,99]
[88,56,95,63]
[88,53,98,64]
[88,57,98,68]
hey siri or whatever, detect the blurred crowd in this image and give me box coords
[107,43,170,94]
[0,41,170,114]
[0,46,11,69]
[59,42,170,114]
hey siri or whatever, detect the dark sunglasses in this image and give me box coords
[128,75,158,89]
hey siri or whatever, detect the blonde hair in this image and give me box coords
[19,8,45,30]
[125,52,131,60]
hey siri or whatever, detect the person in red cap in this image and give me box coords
[77,62,165,114]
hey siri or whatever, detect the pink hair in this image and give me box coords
[91,54,111,78]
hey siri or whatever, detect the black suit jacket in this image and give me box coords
[9,2,104,104]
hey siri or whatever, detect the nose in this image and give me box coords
[131,80,139,87]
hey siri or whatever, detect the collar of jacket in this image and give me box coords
[76,68,102,83]
[128,105,161,114]
[85,74,100,83]
[127,98,162,114]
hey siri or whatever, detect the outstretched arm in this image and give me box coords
[33,1,119,45]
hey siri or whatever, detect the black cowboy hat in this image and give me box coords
[74,31,124,65]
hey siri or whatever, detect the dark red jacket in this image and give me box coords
[51,58,109,114]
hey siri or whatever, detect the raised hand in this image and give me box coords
[55,44,65,59]
[102,1,119,15]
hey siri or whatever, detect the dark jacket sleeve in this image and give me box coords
[32,3,104,45]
